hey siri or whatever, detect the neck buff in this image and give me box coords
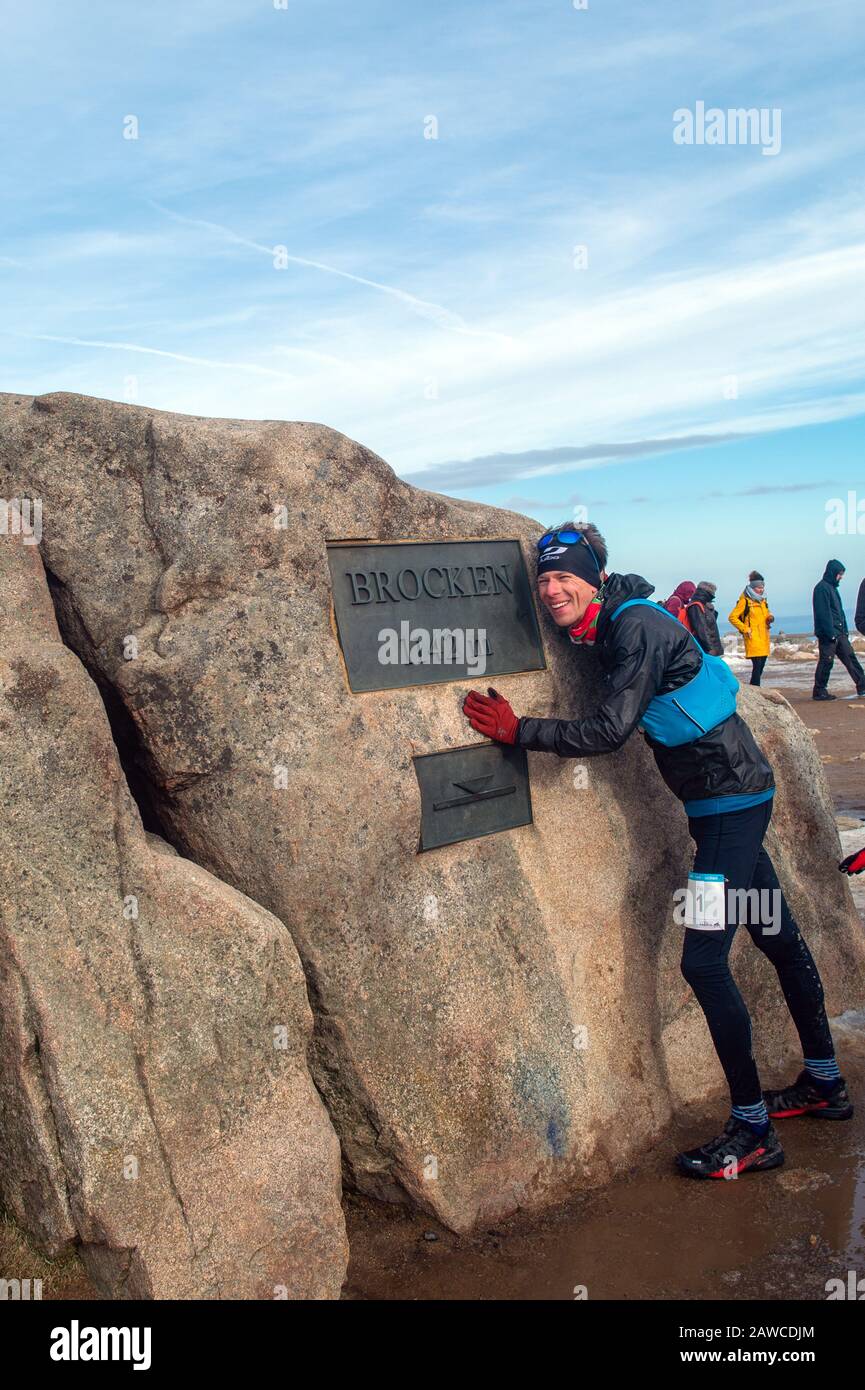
[744,583,766,602]
[568,581,608,645]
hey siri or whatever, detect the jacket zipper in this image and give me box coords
[672,698,707,733]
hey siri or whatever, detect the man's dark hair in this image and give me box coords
[548,519,608,570]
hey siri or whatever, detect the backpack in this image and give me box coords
[678,600,704,634]
[610,598,739,747]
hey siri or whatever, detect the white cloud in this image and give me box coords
[2,0,864,497]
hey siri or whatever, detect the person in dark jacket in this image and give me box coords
[856,577,865,638]
[463,522,851,1180]
[812,559,865,700]
[684,580,724,655]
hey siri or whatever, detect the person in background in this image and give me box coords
[664,581,696,618]
[683,581,724,656]
[812,560,865,701]
[729,571,774,686]
[838,580,865,865]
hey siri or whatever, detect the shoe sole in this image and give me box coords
[675,1149,785,1180]
[767,1104,853,1121]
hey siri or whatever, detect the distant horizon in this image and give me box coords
[718,611,857,636]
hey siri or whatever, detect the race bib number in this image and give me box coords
[685,872,726,930]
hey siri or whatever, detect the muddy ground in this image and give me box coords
[779,682,865,819]
[3,656,863,1301]
[344,1038,865,1300]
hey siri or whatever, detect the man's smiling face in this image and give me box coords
[537,570,600,627]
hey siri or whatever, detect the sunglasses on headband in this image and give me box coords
[536,528,601,574]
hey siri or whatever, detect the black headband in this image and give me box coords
[536,534,602,586]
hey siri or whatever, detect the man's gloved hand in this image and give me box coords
[462,687,519,745]
[839,848,865,876]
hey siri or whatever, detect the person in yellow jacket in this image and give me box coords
[729,569,774,685]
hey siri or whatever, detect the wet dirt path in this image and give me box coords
[345,1045,865,1301]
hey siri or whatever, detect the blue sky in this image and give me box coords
[2,0,864,619]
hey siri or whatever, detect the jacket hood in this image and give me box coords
[693,582,717,601]
[823,560,845,585]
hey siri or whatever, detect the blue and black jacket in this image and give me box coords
[517,572,775,817]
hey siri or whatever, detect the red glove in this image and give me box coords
[839,848,865,876]
[462,688,519,745]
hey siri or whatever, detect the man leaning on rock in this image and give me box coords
[462,522,854,1181]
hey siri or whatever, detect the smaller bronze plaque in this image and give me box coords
[413,742,533,851]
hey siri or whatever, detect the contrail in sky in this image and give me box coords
[149,200,513,344]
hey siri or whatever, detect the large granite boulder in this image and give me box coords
[0,524,348,1298]
[2,390,864,1233]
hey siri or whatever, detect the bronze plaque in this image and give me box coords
[414,742,533,851]
[327,539,545,692]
